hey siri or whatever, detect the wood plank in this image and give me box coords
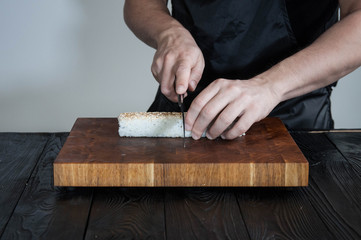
[84,188,165,240]
[0,133,93,240]
[165,188,250,240]
[236,187,334,239]
[326,132,361,176]
[54,117,308,187]
[291,132,361,239]
[0,133,49,237]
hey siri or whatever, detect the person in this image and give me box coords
[123,0,361,140]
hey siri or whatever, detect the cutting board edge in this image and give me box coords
[53,162,308,187]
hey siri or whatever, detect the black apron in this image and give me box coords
[148,0,339,130]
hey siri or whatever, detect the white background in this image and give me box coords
[1,0,360,132]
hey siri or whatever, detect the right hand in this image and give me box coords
[151,27,205,102]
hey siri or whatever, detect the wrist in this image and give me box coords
[252,74,283,106]
[255,61,296,103]
[156,25,193,49]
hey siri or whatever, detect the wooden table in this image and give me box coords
[0,131,360,239]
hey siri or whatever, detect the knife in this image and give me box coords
[178,94,185,140]
[174,77,186,142]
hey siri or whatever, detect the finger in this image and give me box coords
[221,112,254,140]
[189,83,233,139]
[206,101,242,139]
[160,54,178,102]
[174,61,191,95]
[192,86,236,140]
[185,80,222,132]
[192,100,227,140]
[188,55,205,91]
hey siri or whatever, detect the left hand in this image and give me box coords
[185,77,281,140]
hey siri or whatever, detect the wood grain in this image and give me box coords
[291,132,361,239]
[54,117,308,187]
[326,132,361,176]
[164,188,250,240]
[1,131,361,239]
[1,133,93,240]
[84,188,165,240]
[236,187,334,239]
[0,133,48,237]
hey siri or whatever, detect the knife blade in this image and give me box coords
[178,94,185,140]
[174,77,186,147]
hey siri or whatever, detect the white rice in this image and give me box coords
[118,112,194,138]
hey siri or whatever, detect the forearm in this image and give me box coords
[260,9,361,102]
[124,0,187,49]
[124,0,205,99]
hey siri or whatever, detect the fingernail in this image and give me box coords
[190,80,196,90]
[221,134,226,139]
[192,133,200,140]
[177,85,185,94]
[206,132,213,140]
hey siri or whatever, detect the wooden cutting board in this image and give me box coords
[53,117,308,187]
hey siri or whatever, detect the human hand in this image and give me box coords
[151,27,205,102]
[185,77,281,140]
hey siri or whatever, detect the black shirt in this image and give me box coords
[149,0,339,130]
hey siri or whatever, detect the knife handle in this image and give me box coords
[178,94,184,108]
